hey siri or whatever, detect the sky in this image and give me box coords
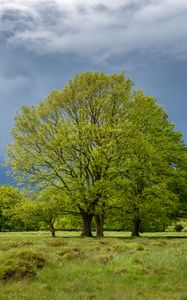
[0,0,187,184]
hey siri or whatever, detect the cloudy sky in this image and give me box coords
[0,0,187,183]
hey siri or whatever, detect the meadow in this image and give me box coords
[0,231,187,300]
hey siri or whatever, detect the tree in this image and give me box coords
[109,91,186,236]
[6,72,133,237]
[168,154,187,219]
[14,187,68,237]
[0,185,24,231]
[6,72,186,237]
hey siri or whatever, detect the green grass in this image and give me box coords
[0,231,187,300]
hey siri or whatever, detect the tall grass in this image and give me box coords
[0,231,187,300]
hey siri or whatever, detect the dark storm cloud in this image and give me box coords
[0,0,187,59]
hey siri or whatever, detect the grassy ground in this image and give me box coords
[0,231,187,300]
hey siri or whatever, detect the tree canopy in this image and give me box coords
[6,72,186,236]
[0,185,24,231]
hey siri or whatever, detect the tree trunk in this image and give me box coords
[81,213,93,237]
[131,219,141,237]
[49,222,56,238]
[95,214,104,238]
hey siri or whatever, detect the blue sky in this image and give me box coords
[0,0,187,184]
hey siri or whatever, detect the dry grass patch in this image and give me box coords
[45,239,68,247]
[58,246,86,261]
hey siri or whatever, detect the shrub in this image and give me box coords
[175,224,184,232]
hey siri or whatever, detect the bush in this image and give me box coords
[175,224,184,232]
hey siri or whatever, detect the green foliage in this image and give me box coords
[13,187,68,236]
[6,72,187,236]
[6,73,133,214]
[0,185,24,231]
[107,91,186,234]
[174,224,184,232]
[56,214,82,231]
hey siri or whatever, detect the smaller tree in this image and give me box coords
[108,92,186,237]
[15,187,67,237]
[0,185,24,231]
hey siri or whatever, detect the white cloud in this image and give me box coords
[0,0,187,61]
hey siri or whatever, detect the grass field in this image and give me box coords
[0,231,187,300]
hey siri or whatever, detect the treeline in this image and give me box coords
[0,184,186,236]
[1,72,186,237]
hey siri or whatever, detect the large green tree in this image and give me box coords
[108,91,186,236]
[6,72,186,237]
[7,72,133,236]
